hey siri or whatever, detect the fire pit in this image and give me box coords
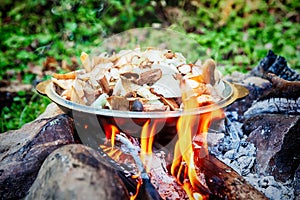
[36,77,250,199]
[33,29,280,200]
[1,34,298,198]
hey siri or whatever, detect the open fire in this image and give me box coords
[102,74,225,200]
[36,39,276,199]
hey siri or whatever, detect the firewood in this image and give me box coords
[251,50,300,81]
[262,73,300,100]
[196,154,268,200]
[115,134,163,200]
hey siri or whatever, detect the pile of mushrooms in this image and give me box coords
[52,48,225,111]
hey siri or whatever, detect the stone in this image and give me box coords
[0,103,75,199]
[25,144,129,200]
[35,102,64,120]
[243,114,300,182]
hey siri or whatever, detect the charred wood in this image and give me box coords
[261,73,300,100]
[251,50,300,81]
[294,165,300,198]
[226,72,300,122]
[136,178,163,200]
[224,76,273,122]
[244,98,300,117]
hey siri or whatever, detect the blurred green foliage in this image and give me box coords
[0,0,299,132]
[1,93,51,132]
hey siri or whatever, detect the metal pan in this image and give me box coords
[36,78,248,149]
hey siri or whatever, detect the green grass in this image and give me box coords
[1,0,299,132]
[0,92,51,132]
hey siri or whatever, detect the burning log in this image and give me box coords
[198,154,268,200]
[115,134,163,200]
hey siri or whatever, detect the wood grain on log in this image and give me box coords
[197,154,268,200]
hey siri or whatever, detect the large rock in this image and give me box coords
[25,144,129,200]
[0,104,75,199]
[243,114,300,182]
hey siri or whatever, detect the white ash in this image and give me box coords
[208,111,295,200]
[244,174,295,200]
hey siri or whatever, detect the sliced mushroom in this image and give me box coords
[98,75,110,94]
[201,59,216,85]
[83,81,98,105]
[120,72,140,81]
[177,64,191,75]
[136,86,160,100]
[53,71,76,80]
[107,96,130,111]
[160,97,180,111]
[137,68,162,86]
[196,94,214,106]
[52,78,74,90]
[142,100,166,111]
[71,85,85,105]
[91,93,109,108]
[80,52,92,72]
[151,75,181,98]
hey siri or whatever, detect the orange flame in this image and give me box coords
[170,77,224,199]
[140,119,156,172]
[109,125,119,148]
[103,76,224,200]
[130,177,142,200]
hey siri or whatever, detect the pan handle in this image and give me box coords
[220,82,249,108]
[35,80,51,97]
[232,83,249,100]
